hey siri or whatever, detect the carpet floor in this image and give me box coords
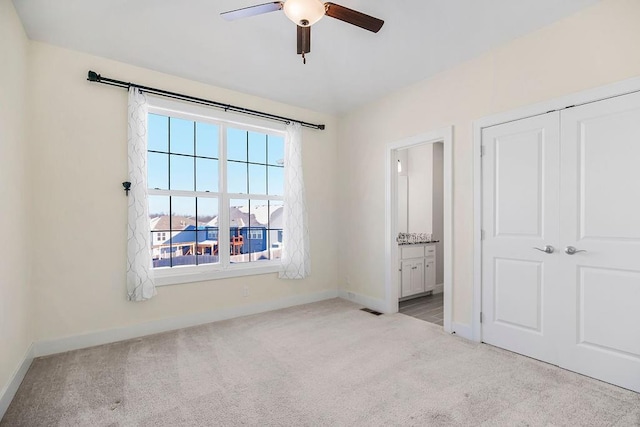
[2,298,639,426]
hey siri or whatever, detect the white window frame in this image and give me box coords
[147,96,285,286]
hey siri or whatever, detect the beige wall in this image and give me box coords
[0,0,31,398]
[28,42,339,342]
[337,0,640,325]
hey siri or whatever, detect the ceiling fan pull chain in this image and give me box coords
[302,52,306,65]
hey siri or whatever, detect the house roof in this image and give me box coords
[151,205,283,233]
[150,215,203,232]
[206,205,283,229]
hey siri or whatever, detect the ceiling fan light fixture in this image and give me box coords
[283,0,325,27]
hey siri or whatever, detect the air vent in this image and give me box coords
[360,308,383,316]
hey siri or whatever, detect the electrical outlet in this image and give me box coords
[242,286,249,297]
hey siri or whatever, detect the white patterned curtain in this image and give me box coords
[127,88,156,301]
[279,122,311,279]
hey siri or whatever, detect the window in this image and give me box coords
[249,229,264,240]
[147,100,285,284]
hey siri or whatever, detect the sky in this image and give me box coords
[147,114,284,219]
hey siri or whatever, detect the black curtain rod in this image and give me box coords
[86,71,325,130]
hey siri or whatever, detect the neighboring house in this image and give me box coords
[151,205,284,264]
[150,215,203,260]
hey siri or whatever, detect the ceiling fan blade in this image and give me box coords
[220,2,283,21]
[297,25,310,54]
[324,2,384,33]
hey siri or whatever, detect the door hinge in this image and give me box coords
[480,312,484,323]
[480,146,486,157]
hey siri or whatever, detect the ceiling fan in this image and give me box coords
[221,0,384,64]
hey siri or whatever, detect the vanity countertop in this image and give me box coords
[398,240,439,246]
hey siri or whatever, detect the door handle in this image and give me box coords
[565,246,586,255]
[533,245,554,254]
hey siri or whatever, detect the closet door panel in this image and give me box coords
[559,91,640,392]
[481,112,561,365]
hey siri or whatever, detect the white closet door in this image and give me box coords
[481,112,561,365]
[558,92,640,392]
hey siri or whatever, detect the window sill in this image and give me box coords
[153,263,282,287]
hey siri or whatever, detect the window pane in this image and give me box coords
[148,114,168,152]
[149,195,170,219]
[268,166,284,196]
[148,152,168,190]
[170,155,194,191]
[197,197,219,265]
[230,199,275,264]
[227,128,247,161]
[170,117,194,155]
[230,199,249,264]
[267,200,284,261]
[249,164,267,195]
[268,135,285,166]
[245,200,269,262]
[171,197,196,267]
[196,158,219,192]
[196,122,218,158]
[248,131,267,164]
[227,161,248,194]
[150,195,170,268]
[197,197,218,228]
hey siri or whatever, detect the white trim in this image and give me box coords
[472,118,483,343]
[147,95,288,136]
[474,76,640,131]
[0,343,34,420]
[451,322,473,341]
[33,290,338,357]
[472,75,640,344]
[154,263,282,287]
[384,126,454,333]
[338,290,387,314]
[433,283,444,294]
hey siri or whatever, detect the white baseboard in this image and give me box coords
[433,283,444,294]
[0,343,34,420]
[338,289,387,313]
[451,322,474,341]
[34,289,339,358]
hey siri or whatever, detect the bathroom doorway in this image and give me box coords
[384,127,453,332]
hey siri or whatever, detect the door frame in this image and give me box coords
[384,126,453,332]
[472,76,640,343]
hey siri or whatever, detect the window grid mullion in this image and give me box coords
[193,121,198,266]
[265,134,269,196]
[245,131,250,194]
[219,124,230,268]
[168,117,173,268]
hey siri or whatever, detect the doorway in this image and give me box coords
[384,127,453,333]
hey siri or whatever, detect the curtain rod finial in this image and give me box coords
[87,71,101,82]
[318,124,326,130]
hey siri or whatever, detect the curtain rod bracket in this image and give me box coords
[122,181,131,196]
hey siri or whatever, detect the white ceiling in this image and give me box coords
[13,0,600,114]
